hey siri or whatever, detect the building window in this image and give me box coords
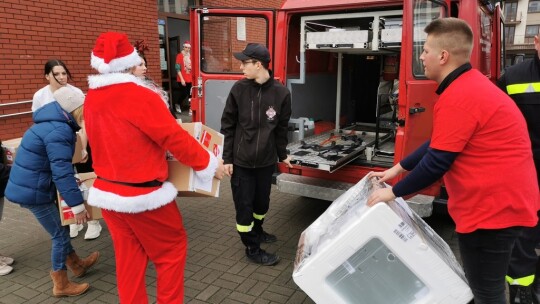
[200,15,268,74]
[412,0,447,77]
[158,0,195,14]
[505,2,518,20]
[525,25,540,38]
[505,26,515,43]
[529,1,540,13]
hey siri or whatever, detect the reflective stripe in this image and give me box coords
[506,82,540,95]
[505,274,535,286]
[253,213,265,220]
[236,222,253,232]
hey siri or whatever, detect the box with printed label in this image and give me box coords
[293,176,473,304]
[57,172,102,226]
[1,137,22,165]
[2,133,84,165]
[167,122,224,197]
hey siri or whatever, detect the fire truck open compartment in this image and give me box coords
[191,1,501,215]
[285,8,403,171]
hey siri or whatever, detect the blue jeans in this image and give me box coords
[458,227,523,304]
[21,202,74,271]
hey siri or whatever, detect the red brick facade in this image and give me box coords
[0,0,283,139]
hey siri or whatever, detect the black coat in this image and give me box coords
[497,53,540,161]
[221,73,292,168]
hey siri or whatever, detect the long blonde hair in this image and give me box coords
[71,106,84,126]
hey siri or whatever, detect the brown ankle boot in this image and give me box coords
[50,269,89,297]
[65,251,100,278]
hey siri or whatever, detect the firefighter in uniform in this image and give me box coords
[221,43,293,266]
[497,29,540,304]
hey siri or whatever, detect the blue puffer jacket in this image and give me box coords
[5,102,84,207]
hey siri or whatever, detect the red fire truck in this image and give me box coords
[188,0,503,217]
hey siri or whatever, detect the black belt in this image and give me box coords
[97,176,163,188]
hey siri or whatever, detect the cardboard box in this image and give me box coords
[71,132,84,164]
[1,137,22,165]
[167,122,224,197]
[58,172,102,226]
[293,176,473,304]
[2,133,84,165]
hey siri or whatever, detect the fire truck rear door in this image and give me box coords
[394,0,450,186]
[189,7,275,131]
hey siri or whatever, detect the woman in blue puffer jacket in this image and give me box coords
[5,86,99,297]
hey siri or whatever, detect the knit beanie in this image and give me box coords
[54,86,85,113]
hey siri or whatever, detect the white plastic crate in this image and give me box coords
[293,177,473,304]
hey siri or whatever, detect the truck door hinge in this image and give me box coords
[197,76,203,97]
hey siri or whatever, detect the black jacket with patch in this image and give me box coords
[221,73,292,168]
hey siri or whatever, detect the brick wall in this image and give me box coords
[0,0,159,139]
[200,0,285,74]
[0,0,284,139]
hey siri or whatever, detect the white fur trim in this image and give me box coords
[88,72,145,89]
[91,48,141,74]
[194,150,218,182]
[87,181,178,213]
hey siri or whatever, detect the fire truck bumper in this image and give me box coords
[276,173,433,217]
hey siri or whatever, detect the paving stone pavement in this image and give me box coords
[0,177,459,304]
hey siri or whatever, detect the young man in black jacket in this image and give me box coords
[497,29,540,304]
[221,43,292,266]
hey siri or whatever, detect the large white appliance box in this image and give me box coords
[293,177,473,304]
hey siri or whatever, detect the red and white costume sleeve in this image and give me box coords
[84,72,218,212]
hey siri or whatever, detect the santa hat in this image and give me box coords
[54,86,85,113]
[91,32,141,74]
[183,41,191,48]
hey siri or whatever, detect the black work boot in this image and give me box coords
[245,248,280,266]
[259,231,277,243]
[254,218,277,243]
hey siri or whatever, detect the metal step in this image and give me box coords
[276,173,433,217]
[277,173,354,202]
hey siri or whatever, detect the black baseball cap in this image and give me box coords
[233,43,271,63]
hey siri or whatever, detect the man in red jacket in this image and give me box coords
[174,40,192,115]
[368,18,539,304]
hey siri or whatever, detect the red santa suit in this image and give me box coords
[85,32,218,304]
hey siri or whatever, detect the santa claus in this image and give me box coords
[84,32,225,303]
